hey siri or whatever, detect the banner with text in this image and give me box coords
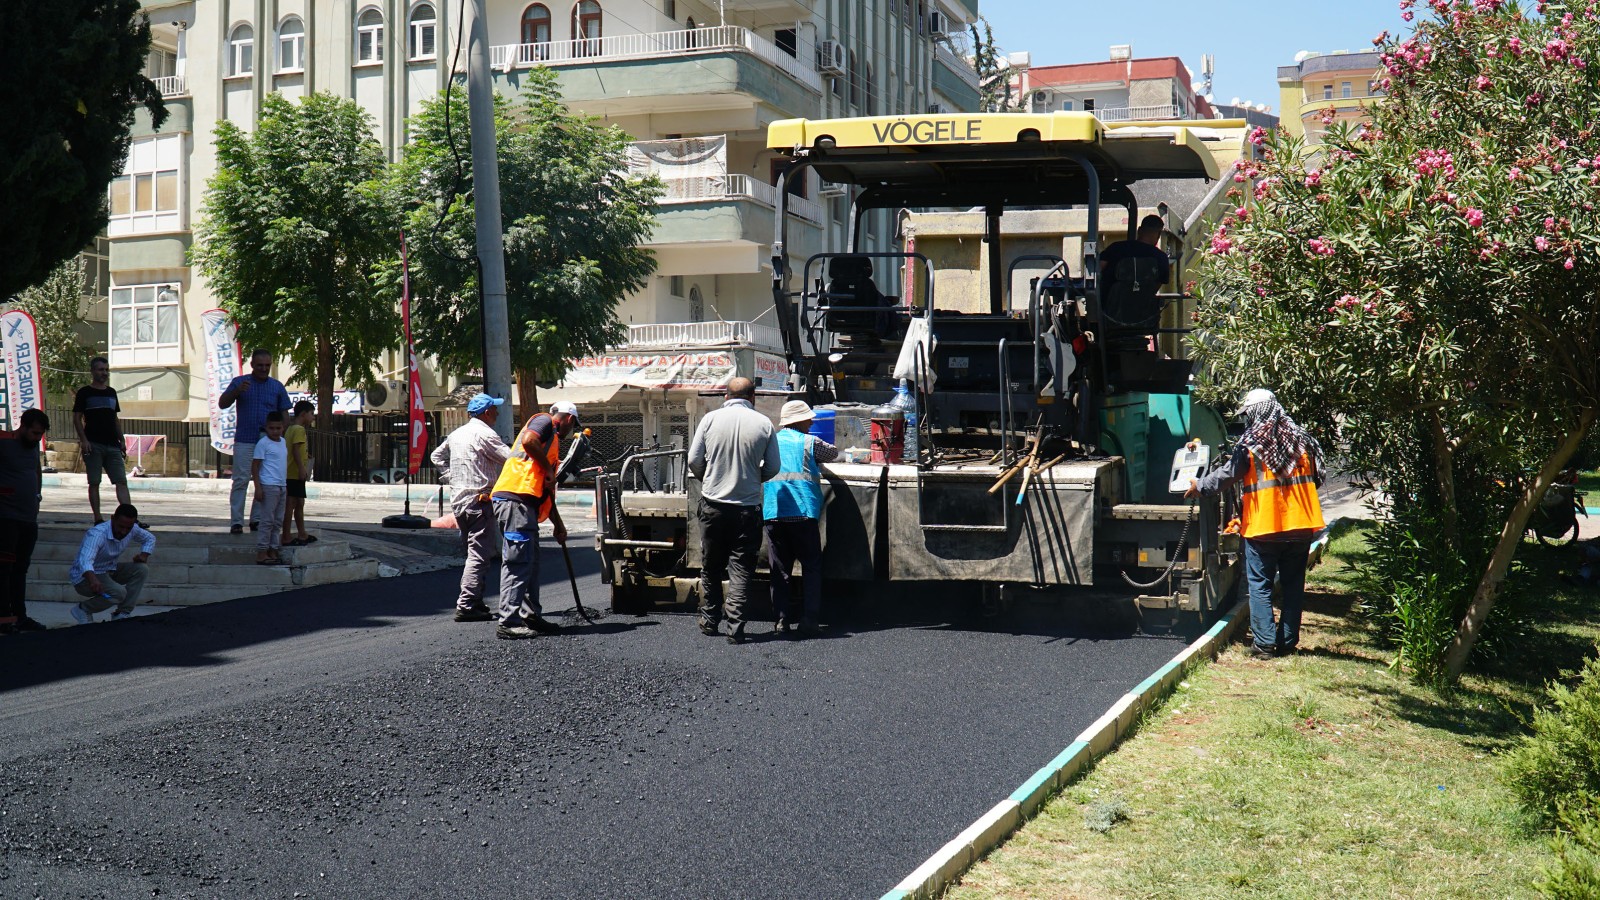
[201,309,241,455]
[401,233,428,474]
[563,351,738,390]
[0,310,44,439]
[287,391,365,416]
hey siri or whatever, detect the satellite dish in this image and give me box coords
[1230,96,1241,106]
[364,381,389,408]
[1294,50,1313,62]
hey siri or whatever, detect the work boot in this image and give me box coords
[454,607,493,623]
[524,614,561,635]
[774,617,792,636]
[1247,644,1278,660]
[15,616,46,632]
[496,623,537,640]
[727,625,747,645]
[698,619,720,636]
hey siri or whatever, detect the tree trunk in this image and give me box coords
[1428,409,1459,544]
[516,366,539,427]
[316,334,335,430]
[1443,409,1596,681]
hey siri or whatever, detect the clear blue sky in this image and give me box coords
[978,0,1409,113]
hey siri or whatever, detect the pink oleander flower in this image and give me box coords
[1308,238,1336,257]
[1464,208,1485,228]
[1305,169,1323,187]
[1509,36,1525,55]
[1209,235,1234,255]
[1527,92,1545,106]
[1475,75,1493,90]
[1547,39,1571,60]
[1546,216,1558,231]
[1566,257,1577,269]
[1509,166,1523,181]
[1247,126,1269,147]
[1536,236,1552,251]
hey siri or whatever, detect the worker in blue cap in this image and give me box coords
[431,393,511,622]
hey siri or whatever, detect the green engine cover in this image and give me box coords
[1100,392,1227,504]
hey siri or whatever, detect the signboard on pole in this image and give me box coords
[201,308,242,455]
[401,234,429,474]
[0,310,44,438]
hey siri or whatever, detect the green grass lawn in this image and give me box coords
[944,523,1600,900]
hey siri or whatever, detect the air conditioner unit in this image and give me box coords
[926,103,945,114]
[364,379,406,412]
[1032,90,1049,104]
[927,11,949,36]
[817,40,847,75]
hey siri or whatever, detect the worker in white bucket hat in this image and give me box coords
[763,399,841,637]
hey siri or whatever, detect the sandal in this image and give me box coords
[302,535,318,543]
[284,538,307,547]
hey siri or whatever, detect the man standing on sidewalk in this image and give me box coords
[73,357,130,524]
[688,377,780,644]
[431,393,511,623]
[0,409,50,634]
[764,400,838,637]
[1187,388,1325,658]
[68,502,156,624]
[217,348,291,535]
[490,401,578,640]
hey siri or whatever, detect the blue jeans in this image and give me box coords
[1244,538,1311,651]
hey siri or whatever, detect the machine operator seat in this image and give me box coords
[1100,256,1166,352]
[824,255,900,346]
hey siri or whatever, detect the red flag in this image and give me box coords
[401,233,429,474]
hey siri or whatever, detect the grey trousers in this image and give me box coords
[229,441,263,527]
[456,500,498,612]
[257,484,287,550]
[74,562,149,614]
[493,497,542,625]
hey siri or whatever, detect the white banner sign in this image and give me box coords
[0,309,43,433]
[288,390,365,415]
[563,352,737,390]
[201,309,241,455]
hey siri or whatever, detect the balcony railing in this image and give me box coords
[623,320,785,352]
[492,25,820,92]
[1093,104,1183,122]
[153,75,188,97]
[934,42,980,90]
[655,174,825,225]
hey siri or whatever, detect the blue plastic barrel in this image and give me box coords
[809,409,836,445]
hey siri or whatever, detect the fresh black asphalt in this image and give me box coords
[0,541,1188,899]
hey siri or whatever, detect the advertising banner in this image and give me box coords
[201,308,241,455]
[563,351,737,390]
[287,390,365,415]
[0,309,44,438]
[401,233,428,474]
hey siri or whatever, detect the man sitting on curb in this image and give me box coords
[69,503,156,624]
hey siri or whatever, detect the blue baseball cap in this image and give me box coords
[466,393,505,415]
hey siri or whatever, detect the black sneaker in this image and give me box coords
[496,623,536,640]
[15,616,47,632]
[249,522,259,532]
[1247,644,1279,660]
[698,620,720,636]
[727,625,747,645]
[454,608,493,623]
[230,524,244,535]
[524,614,561,635]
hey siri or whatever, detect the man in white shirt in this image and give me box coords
[69,502,156,623]
[430,393,511,622]
[687,377,781,644]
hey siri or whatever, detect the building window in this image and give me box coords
[82,236,111,304]
[668,275,684,298]
[664,0,675,19]
[917,1,926,33]
[1341,81,1352,99]
[109,283,182,365]
[1083,98,1095,111]
[278,16,305,72]
[573,0,602,56]
[521,3,551,44]
[688,286,705,323]
[108,134,181,236]
[1322,83,1332,100]
[228,23,254,76]
[356,8,384,64]
[1061,99,1074,111]
[775,28,796,57]
[409,3,437,60]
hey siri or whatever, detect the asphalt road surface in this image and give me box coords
[0,543,1189,900]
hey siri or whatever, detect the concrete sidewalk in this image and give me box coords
[40,469,597,508]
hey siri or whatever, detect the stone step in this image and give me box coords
[25,558,380,606]
[27,540,352,566]
[32,523,332,548]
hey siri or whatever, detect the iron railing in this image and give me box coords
[491,25,821,92]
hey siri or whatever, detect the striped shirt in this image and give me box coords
[70,521,157,583]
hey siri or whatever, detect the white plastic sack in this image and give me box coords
[892,317,938,390]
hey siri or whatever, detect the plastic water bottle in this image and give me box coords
[893,379,919,463]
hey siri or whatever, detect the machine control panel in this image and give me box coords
[1169,441,1211,493]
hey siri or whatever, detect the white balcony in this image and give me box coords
[153,75,188,98]
[1093,104,1183,122]
[623,320,785,353]
[492,25,820,93]
[655,174,825,226]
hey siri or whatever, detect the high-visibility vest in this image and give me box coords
[492,415,561,522]
[763,428,823,520]
[1240,450,1324,538]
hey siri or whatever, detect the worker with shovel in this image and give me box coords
[491,401,580,640]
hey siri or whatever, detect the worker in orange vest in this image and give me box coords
[490,401,580,640]
[1187,388,1326,658]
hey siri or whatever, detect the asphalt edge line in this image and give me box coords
[877,601,1246,900]
[879,524,1342,900]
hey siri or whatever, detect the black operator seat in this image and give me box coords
[824,255,900,343]
[1101,256,1166,352]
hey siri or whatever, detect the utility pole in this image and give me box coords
[464,0,514,440]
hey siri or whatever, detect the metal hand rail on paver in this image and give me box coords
[491,25,821,92]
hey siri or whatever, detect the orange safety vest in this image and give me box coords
[1240,450,1325,539]
[492,418,562,521]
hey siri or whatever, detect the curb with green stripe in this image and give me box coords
[879,527,1338,900]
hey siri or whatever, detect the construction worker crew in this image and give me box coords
[490,400,578,640]
[1186,388,1326,658]
[1099,214,1172,295]
[431,393,511,623]
[688,377,781,644]
[764,400,839,637]
[69,502,156,624]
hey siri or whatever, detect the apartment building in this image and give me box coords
[1276,50,1383,143]
[104,0,981,428]
[1011,47,1216,122]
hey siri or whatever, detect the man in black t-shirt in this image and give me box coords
[73,357,130,524]
[1099,214,1172,300]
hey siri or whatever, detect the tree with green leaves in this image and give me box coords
[391,68,661,422]
[969,18,1013,113]
[3,258,95,382]
[192,92,400,427]
[1192,0,1600,683]
[0,0,165,298]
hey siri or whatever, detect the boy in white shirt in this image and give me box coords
[252,411,289,564]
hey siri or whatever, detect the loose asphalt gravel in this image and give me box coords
[0,542,1190,900]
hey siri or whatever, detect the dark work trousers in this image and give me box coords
[766,518,822,626]
[698,499,761,630]
[493,497,543,625]
[0,517,39,625]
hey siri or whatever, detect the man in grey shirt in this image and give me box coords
[430,393,511,622]
[687,377,781,644]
